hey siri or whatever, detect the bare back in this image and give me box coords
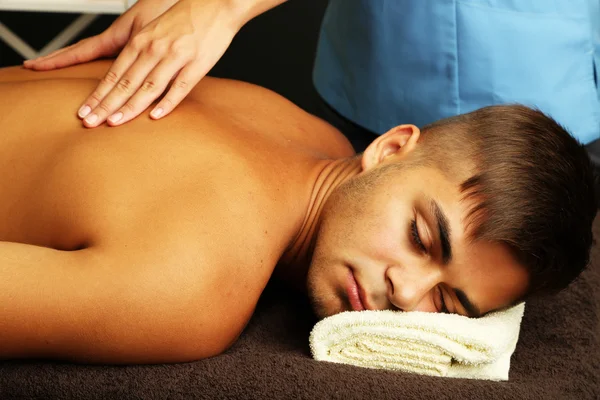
[0,61,354,363]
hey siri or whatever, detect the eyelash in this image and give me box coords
[410,219,427,253]
[411,220,449,314]
[411,219,449,313]
[438,286,449,314]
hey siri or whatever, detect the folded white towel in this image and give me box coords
[309,303,525,381]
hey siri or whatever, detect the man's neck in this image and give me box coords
[276,155,363,291]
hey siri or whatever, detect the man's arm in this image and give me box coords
[0,240,239,364]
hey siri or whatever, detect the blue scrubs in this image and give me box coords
[313,0,600,144]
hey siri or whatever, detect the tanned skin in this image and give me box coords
[0,60,355,363]
[0,61,528,365]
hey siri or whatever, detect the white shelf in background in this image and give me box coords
[0,0,137,14]
[0,1,137,60]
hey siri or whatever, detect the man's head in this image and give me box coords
[307,105,597,319]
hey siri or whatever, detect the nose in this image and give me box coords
[385,263,441,312]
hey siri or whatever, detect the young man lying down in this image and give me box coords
[0,60,596,364]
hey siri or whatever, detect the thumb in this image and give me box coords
[24,34,120,71]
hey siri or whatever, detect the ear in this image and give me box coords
[362,124,421,171]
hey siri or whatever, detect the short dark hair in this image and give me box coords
[415,104,597,298]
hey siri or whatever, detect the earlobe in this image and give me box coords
[362,125,421,171]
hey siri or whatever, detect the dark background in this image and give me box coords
[0,1,328,117]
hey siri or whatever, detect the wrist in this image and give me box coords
[224,0,287,28]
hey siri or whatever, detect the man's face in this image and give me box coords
[306,125,529,319]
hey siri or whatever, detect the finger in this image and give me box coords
[106,60,184,126]
[79,48,141,125]
[84,54,161,128]
[149,62,205,120]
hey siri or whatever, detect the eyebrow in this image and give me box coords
[427,199,481,318]
[429,199,452,264]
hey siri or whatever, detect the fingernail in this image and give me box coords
[78,105,91,118]
[151,108,163,119]
[108,112,123,124]
[85,114,98,125]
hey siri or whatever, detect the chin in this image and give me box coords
[309,298,343,320]
[307,274,347,320]
[306,252,351,319]
[308,299,330,320]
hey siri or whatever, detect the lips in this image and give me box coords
[347,270,366,311]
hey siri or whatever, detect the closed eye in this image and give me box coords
[410,219,427,253]
[437,286,449,314]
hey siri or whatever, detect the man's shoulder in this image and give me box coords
[189,77,355,158]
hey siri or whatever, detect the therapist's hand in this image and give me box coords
[23,0,248,128]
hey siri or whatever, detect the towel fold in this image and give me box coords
[309,303,525,381]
